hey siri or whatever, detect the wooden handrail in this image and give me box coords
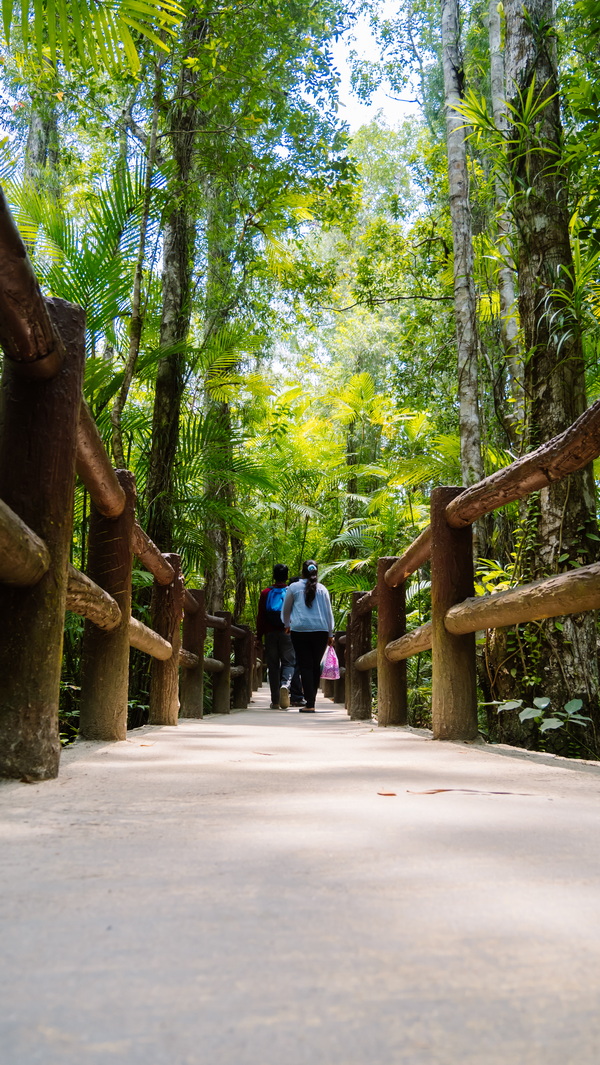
[353,589,378,616]
[446,397,600,528]
[0,496,50,586]
[0,186,65,379]
[385,622,432,662]
[354,647,377,671]
[384,527,431,587]
[131,522,175,585]
[66,564,122,631]
[445,561,600,634]
[128,617,172,660]
[76,401,126,519]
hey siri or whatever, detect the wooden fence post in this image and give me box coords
[377,556,407,727]
[252,638,262,691]
[212,610,232,714]
[322,677,335,699]
[334,631,345,705]
[149,553,184,726]
[180,588,206,718]
[430,486,478,740]
[232,625,252,709]
[0,299,85,779]
[79,469,136,740]
[348,591,372,721]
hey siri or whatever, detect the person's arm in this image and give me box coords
[256,588,268,639]
[282,586,294,631]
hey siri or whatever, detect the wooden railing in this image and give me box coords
[0,188,261,781]
[330,401,600,735]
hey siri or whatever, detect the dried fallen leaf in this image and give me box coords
[253,752,274,756]
[377,791,397,796]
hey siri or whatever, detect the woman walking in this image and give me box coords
[282,560,334,712]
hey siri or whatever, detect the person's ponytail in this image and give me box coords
[302,559,318,606]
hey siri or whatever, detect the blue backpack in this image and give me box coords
[265,585,286,628]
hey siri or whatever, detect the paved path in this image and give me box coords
[2,687,600,1065]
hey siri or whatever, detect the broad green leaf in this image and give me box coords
[497,700,522,712]
[519,706,541,722]
[539,718,564,732]
[533,697,551,709]
[564,699,583,714]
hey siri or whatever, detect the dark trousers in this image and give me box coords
[264,631,295,705]
[290,630,329,709]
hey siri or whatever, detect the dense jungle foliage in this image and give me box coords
[3,0,600,754]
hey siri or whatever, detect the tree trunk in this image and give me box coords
[500,0,599,733]
[24,99,60,199]
[488,0,524,445]
[440,0,485,490]
[145,9,207,550]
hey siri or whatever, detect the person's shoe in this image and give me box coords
[269,702,280,709]
[299,707,315,713]
[279,685,290,709]
[290,700,306,708]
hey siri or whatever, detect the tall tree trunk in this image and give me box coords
[202,178,237,612]
[488,0,524,446]
[440,0,485,490]
[145,9,207,550]
[501,0,599,731]
[24,99,60,198]
[110,73,160,467]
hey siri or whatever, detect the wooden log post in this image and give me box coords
[377,556,407,727]
[348,591,372,721]
[334,631,346,705]
[430,486,478,740]
[79,469,136,741]
[212,609,232,714]
[149,553,184,726]
[232,625,252,709]
[180,588,206,719]
[252,638,261,691]
[322,677,335,700]
[0,299,85,780]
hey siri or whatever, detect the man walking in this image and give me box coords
[256,563,296,709]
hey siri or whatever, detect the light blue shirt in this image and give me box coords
[282,580,334,636]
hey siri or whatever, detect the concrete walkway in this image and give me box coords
[2,687,600,1065]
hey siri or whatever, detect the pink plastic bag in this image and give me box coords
[321,644,340,681]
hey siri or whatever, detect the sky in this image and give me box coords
[330,7,420,132]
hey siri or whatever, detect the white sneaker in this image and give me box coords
[279,685,290,709]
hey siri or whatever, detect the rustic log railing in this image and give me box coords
[333,398,600,734]
[0,189,263,780]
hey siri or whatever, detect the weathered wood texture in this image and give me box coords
[203,656,224,673]
[129,616,172,660]
[446,397,600,529]
[384,527,432,588]
[79,469,136,741]
[334,631,346,705]
[183,588,199,614]
[179,648,199,668]
[355,647,377,671]
[348,590,372,721]
[180,588,206,718]
[430,487,478,741]
[206,612,227,630]
[0,298,84,779]
[0,496,50,586]
[445,561,600,634]
[212,610,232,713]
[149,553,184,726]
[131,521,175,585]
[377,557,407,726]
[66,564,121,631]
[0,186,65,378]
[322,678,335,699]
[232,625,252,709]
[76,400,126,518]
[354,588,378,616]
[385,622,432,662]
